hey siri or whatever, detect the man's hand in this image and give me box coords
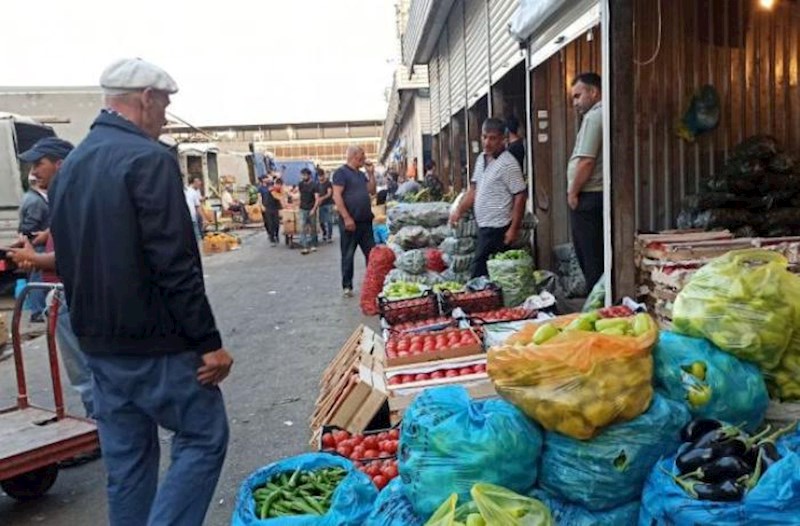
[197,348,234,386]
[31,230,49,246]
[568,193,580,211]
[449,210,461,227]
[504,227,519,246]
[343,216,356,232]
[8,236,36,271]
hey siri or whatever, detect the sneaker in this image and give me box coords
[310,247,317,253]
[343,288,353,298]
[301,249,310,255]
[327,238,333,244]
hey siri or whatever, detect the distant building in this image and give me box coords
[166,119,383,172]
[0,86,103,144]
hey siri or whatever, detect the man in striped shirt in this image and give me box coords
[450,118,528,278]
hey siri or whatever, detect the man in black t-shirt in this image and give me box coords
[506,116,526,171]
[259,176,282,246]
[316,169,334,243]
[298,168,319,254]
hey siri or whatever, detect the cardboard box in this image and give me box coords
[280,209,298,235]
[388,378,497,418]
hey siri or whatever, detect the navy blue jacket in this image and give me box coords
[49,110,222,356]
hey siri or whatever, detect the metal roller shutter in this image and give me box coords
[448,1,467,116]
[489,0,523,84]
[437,32,451,127]
[429,56,441,133]
[465,0,489,108]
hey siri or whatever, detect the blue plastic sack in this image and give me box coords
[231,453,377,526]
[654,331,769,432]
[531,489,640,526]
[539,394,690,511]
[639,434,800,525]
[365,478,424,526]
[399,386,543,518]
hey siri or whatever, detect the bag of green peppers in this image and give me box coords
[672,249,799,371]
[487,250,536,307]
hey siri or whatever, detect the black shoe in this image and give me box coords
[29,313,45,324]
[59,448,101,468]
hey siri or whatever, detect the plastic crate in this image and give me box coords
[468,307,538,326]
[440,285,504,315]
[379,290,440,326]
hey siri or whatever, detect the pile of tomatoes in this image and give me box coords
[385,329,480,360]
[598,305,635,318]
[380,296,438,325]
[470,307,536,324]
[353,458,398,490]
[390,316,455,334]
[387,362,487,385]
[444,289,503,314]
[320,428,401,490]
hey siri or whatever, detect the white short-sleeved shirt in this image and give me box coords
[184,187,201,221]
[471,150,527,228]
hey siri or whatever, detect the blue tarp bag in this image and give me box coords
[365,478,424,526]
[531,489,640,526]
[639,433,800,525]
[231,453,377,526]
[539,394,690,511]
[399,386,543,518]
[654,331,769,432]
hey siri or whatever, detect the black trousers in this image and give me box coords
[570,192,605,290]
[263,209,280,242]
[471,224,510,278]
[339,221,375,290]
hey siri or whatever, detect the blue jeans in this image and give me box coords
[25,245,47,314]
[192,219,202,241]
[318,204,334,241]
[339,221,375,290]
[47,290,94,417]
[299,209,318,248]
[85,351,229,526]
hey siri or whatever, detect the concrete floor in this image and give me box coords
[0,229,378,525]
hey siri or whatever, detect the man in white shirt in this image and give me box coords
[184,175,204,240]
[450,118,528,278]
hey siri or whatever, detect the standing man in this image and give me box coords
[297,167,319,255]
[567,72,604,289]
[49,58,232,526]
[184,175,204,241]
[332,146,376,297]
[259,175,282,246]
[423,160,444,200]
[18,139,70,322]
[506,116,526,171]
[316,169,334,243]
[450,118,527,278]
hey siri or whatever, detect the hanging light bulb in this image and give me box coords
[759,0,776,9]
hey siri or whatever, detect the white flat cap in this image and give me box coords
[99,58,179,95]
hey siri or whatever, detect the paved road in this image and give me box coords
[0,228,378,525]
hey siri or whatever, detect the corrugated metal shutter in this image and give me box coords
[465,0,489,108]
[448,1,466,116]
[438,31,451,127]
[489,0,523,84]
[419,94,432,135]
[429,55,440,133]
[402,0,433,68]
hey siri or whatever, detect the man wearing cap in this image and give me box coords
[17,138,72,322]
[49,58,232,526]
[11,138,99,425]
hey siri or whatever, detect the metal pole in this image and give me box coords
[601,0,613,306]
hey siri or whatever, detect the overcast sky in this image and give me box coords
[0,0,398,126]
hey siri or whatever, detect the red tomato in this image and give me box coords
[373,475,389,490]
[353,460,363,469]
[414,373,430,382]
[410,335,422,344]
[351,435,364,446]
[336,445,353,458]
[400,374,415,383]
[332,430,350,444]
[409,343,422,354]
[397,351,410,358]
[363,449,380,459]
[386,350,397,359]
[351,445,366,459]
[381,463,399,479]
[474,363,487,373]
[397,340,409,351]
[422,342,435,353]
[388,376,402,385]
[363,436,379,450]
[366,463,381,477]
[445,369,459,378]
[321,433,335,448]
[377,432,389,442]
[430,370,446,379]
[458,367,474,376]
[388,429,400,440]
[380,440,398,455]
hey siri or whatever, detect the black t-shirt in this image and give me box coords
[298,180,318,210]
[508,138,526,170]
[331,165,373,223]
[317,180,333,206]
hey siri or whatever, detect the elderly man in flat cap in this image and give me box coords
[49,58,232,526]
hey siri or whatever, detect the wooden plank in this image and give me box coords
[0,409,96,460]
[532,65,554,271]
[610,0,638,300]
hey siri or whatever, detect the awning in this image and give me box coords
[510,0,601,70]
